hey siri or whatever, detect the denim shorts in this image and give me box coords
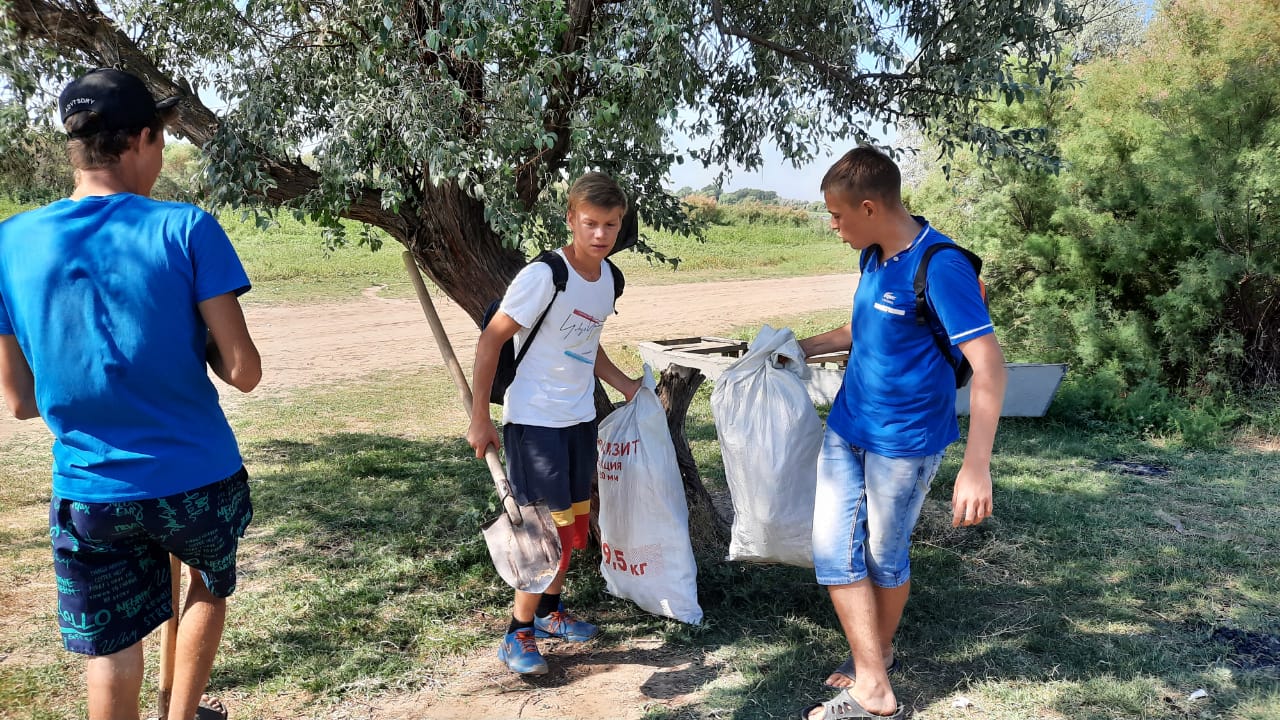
[50,467,253,656]
[812,427,943,587]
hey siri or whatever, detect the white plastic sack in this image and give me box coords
[711,325,822,567]
[597,366,703,624]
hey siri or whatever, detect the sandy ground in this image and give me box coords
[0,273,855,444]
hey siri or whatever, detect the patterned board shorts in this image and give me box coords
[49,467,253,656]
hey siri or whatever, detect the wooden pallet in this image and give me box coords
[636,337,1066,417]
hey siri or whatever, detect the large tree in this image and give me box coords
[2,0,1079,318]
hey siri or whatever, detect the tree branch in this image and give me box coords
[707,0,875,97]
[6,0,391,229]
[512,0,598,208]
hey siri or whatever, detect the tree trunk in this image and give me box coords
[401,184,526,323]
[656,365,731,554]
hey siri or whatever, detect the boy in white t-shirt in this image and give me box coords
[467,172,642,675]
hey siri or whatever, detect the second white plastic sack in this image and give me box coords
[710,325,821,567]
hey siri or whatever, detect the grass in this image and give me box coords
[220,214,411,305]
[3,309,1277,719]
[2,194,1277,718]
[225,215,851,303]
[610,221,852,286]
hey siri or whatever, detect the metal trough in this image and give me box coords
[636,337,1066,417]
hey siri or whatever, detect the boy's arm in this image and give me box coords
[467,310,521,458]
[798,322,853,358]
[951,333,1006,527]
[0,334,38,419]
[199,292,262,393]
[594,346,641,402]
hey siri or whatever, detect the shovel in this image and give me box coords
[402,252,561,595]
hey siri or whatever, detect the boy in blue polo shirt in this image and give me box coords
[0,68,260,720]
[797,147,1007,720]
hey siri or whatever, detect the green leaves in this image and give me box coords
[3,0,1081,313]
[911,0,1280,399]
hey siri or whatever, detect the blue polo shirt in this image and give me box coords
[0,193,250,502]
[826,219,993,457]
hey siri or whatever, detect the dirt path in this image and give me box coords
[245,272,854,396]
[0,274,854,443]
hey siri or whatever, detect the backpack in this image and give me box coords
[481,250,625,405]
[860,242,987,388]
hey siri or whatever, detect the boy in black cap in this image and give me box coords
[0,67,260,720]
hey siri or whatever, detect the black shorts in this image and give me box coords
[503,422,596,531]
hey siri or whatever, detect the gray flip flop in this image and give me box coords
[824,656,901,688]
[793,681,906,717]
[798,689,905,720]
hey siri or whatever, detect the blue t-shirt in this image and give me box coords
[0,193,250,502]
[825,219,993,457]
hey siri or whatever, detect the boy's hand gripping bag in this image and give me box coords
[710,325,822,567]
[597,367,703,625]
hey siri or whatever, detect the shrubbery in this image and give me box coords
[0,135,207,204]
[681,194,724,225]
[680,194,815,227]
[722,201,812,227]
[911,0,1279,444]
[0,121,71,202]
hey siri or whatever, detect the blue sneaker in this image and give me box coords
[533,603,599,642]
[498,628,548,675]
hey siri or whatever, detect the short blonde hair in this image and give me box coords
[567,171,627,213]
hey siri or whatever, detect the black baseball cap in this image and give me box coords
[59,68,179,138]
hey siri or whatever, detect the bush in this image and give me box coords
[722,201,812,227]
[913,1,1280,403]
[0,120,72,203]
[682,194,724,224]
[1048,370,1246,447]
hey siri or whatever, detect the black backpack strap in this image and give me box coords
[914,243,984,386]
[512,251,569,368]
[535,250,569,292]
[605,258,624,300]
[858,245,881,274]
[914,244,983,326]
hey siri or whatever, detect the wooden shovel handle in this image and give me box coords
[402,252,522,524]
[157,554,181,719]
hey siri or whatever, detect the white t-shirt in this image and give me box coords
[499,249,616,427]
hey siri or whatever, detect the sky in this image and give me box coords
[665,144,835,204]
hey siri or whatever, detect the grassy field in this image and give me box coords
[2,323,1277,719]
[225,214,851,303]
[1,198,1277,719]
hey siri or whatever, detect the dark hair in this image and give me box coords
[64,109,172,170]
[820,146,902,205]
[568,171,628,213]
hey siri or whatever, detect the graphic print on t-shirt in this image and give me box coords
[560,308,604,365]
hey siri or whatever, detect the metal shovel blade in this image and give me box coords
[481,502,562,595]
[399,250,564,594]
